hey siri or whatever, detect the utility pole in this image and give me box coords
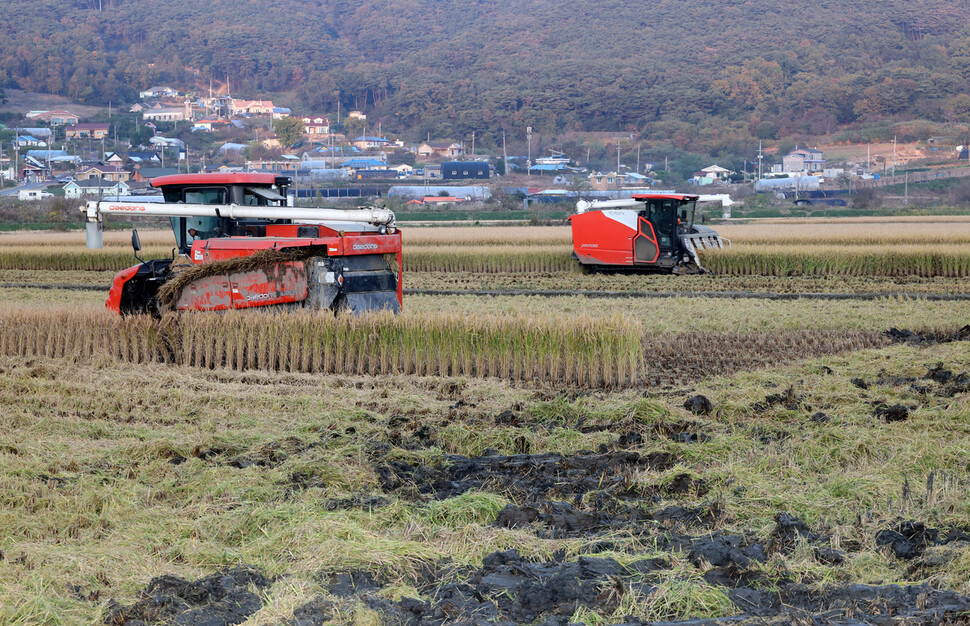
[526,126,532,176]
[502,131,507,176]
[636,145,640,174]
[471,131,475,158]
[892,136,897,180]
[14,127,20,182]
[616,138,621,173]
[757,141,763,180]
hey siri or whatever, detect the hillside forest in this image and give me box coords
[3,0,970,155]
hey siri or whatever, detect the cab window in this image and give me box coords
[184,187,227,204]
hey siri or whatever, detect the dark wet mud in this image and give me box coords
[105,566,271,625]
[106,548,970,625]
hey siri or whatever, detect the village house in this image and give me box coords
[143,102,190,122]
[64,177,130,198]
[245,156,300,173]
[272,107,292,120]
[302,115,330,138]
[339,158,388,173]
[105,151,161,166]
[193,118,231,132]
[589,171,628,191]
[75,164,131,182]
[783,148,825,174]
[16,135,47,147]
[139,86,180,99]
[230,100,275,116]
[699,165,734,181]
[416,142,465,158]
[351,136,391,150]
[65,123,109,139]
[26,110,80,125]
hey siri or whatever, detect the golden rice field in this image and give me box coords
[0,218,968,388]
[4,219,970,277]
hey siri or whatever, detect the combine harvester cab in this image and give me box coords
[569,193,729,273]
[85,173,402,316]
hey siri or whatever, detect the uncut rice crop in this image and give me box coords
[0,229,175,248]
[404,245,576,274]
[405,226,571,247]
[702,244,970,278]
[0,246,172,271]
[0,306,642,388]
[716,221,970,246]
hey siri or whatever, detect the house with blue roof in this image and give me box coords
[339,158,388,171]
[351,136,390,150]
[17,135,46,147]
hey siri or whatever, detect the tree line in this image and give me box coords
[1,0,970,152]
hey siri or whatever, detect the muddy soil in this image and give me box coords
[105,566,271,625]
[301,546,970,625]
[376,449,678,502]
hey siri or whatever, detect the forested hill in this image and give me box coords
[3,0,970,145]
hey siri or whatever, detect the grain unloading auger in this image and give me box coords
[82,173,402,315]
[570,193,730,273]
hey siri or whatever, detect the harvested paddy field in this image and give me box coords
[1,218,970,624]
[3,339,970,624]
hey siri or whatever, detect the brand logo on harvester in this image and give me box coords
[581,243,599,247]
[353,243,378,250]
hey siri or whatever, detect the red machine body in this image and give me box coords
[569,193,718,273]
[102,173,403,315]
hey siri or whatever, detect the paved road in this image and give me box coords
[0,181,48,197]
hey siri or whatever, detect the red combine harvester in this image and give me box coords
[568,194,728,273]
[82,173,402,315]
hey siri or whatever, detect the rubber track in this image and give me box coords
[5,282,970,302]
